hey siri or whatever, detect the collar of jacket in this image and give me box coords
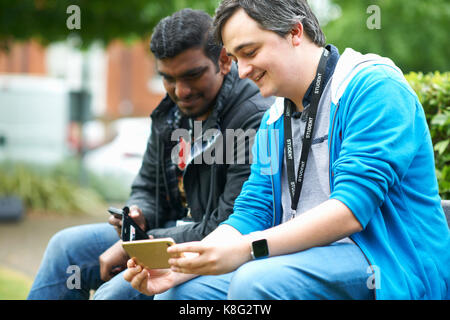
[150,63,239,141]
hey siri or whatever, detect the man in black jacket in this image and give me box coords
[27,8,272,300]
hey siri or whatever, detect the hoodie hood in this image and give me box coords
[330,48,402,105]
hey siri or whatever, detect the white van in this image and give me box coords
[0,75,70,165]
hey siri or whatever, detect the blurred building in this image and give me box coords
[0,41,46,75]
[106,40,165,118]
[0,39,165,120]
[0,39,164,166]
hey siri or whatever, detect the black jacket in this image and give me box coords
[126,65,273,243]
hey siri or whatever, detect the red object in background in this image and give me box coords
[67,122,81,153]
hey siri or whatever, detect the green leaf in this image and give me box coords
[434,140,450,155]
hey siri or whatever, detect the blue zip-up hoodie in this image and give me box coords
[222,48,450,299]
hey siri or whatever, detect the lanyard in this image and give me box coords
[283,48,329,213]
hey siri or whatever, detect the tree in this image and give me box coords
[0,0,219,49]
[323,0,450,73]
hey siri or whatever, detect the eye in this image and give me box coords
[244,49,257,57]
[163,75,175,83]
[183,71,202,80]
[181,68,208,81]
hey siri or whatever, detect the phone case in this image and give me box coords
[120,206,148,242]
[122,238,175,269]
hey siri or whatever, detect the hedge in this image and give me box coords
[0,162,106,216]
[405,72,450,199]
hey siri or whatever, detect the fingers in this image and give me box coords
[169,256,204,274]
[167,242,205,255]
[108,214,122,236]
[108,214,122,225]
[129,205,142,218]
[168,242,213,274]
[123,258,149,294]
[130,267,149,293]
[127,257,137,268]
[129,205,147,231]
[123,258,141,281]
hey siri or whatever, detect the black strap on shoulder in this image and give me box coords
[284,48,329,213]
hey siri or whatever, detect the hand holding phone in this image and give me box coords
[108,207,124,236]
[108,206,148,241]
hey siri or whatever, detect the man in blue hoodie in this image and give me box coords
[124,0,450,299]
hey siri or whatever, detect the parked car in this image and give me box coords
[83,117,151,190]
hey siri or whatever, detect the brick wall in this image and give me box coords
[106,40,164,119]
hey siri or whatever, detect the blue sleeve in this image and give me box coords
[221,111,276,234]
[330,66,428,228]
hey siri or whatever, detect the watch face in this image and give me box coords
[253,239,269,258]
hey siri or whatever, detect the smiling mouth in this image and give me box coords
[254,71,266,82]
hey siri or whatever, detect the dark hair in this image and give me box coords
[150,8,222,67]
[213,0,325,46]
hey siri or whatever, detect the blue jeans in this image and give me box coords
[155,243,375,300]
[27,223,152,300]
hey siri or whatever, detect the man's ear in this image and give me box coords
[218,47,232,75]
[290,22,304,46]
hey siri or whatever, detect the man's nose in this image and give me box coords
[237,60,253,79]
[175,81,192,100]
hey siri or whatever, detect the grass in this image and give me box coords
[0,266,33,300]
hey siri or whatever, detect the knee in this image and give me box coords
[46,227,77,254]
[228,261,272,300]
[43,225,97,266]
[46,223,113,257]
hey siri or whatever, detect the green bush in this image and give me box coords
[0,162,106,216]
[405,72,450,199]
[50,158,130,203]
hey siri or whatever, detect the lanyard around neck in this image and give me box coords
[283,48,329,213]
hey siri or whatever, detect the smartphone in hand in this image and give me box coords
[108,206,148,242]
[122,238,176,269]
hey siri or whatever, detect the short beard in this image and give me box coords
[179,100,216,120]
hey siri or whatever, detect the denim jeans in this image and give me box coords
[155,242,375,300]
[27,223,152,300]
